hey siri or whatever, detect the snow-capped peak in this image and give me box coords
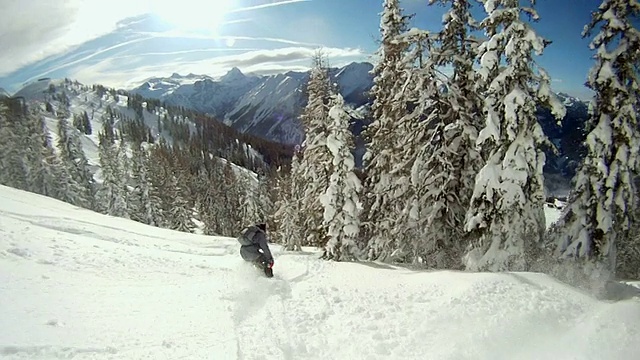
[556,92,587,107]
[0,87,9,98]
[220,67,246,83]
[335,62,374,78]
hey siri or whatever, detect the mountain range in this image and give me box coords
[131,62,375,145]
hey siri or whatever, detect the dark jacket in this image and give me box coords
[240,225,273,262]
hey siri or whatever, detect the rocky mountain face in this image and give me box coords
[537,93,591,179]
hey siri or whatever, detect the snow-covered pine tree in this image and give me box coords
[255,171,274,226]
[208,160,244,236]
[555,0,640,277]
[193,164,219,235]
[24,113,67,199]
[167,172,196,233]
[0,103,9,184]
[0,102,28,190]
[116,137,132,217]
[464,0,566,271]
[147,141,173,228]
[378,28,441,264]
[321,94,363,261]
[236,172,263,228]
[130,143,162,226]
[65,116,96,208]
[273,153,306,250]
[402,0,483,269]
[97,115,129,218]
[297,52,333,248]
[56,113,94,209]
[363,0,414,261]
[199,157,229,235]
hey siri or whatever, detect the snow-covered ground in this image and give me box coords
[1,184,638,359]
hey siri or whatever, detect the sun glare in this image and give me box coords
[151,0,234,34]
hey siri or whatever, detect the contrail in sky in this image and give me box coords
[230,0,310,13]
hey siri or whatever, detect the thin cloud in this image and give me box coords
[23,36,154,84]
[0,0,150,76]
[216,47,365,68]
[136,30,321,47]
[229,0,311,13]
[223,19,253,25]
[228,36,320,47]
[110,48,260,60]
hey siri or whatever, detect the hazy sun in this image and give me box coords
[151,0,234,34]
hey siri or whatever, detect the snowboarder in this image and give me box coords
[238,223,274,277]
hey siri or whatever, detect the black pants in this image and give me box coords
[240,245,265,264]
[241,245,273,277]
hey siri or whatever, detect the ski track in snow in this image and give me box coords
[1,184,639,359]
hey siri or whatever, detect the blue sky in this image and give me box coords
[0,0,604,99]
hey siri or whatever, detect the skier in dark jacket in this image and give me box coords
[238,223,274,276]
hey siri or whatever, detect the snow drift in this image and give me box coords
[0,184,638,359]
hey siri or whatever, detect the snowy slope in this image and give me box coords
[1,184,638,360]
[13,79,170,176]
[10,78,265,182]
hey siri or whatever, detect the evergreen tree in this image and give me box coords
[167,173,196,233]
[555,0,640,277]
[56,113,94,209]
[201,158,228,235]
[83,111,92,135]
[0,103,28,189]
[24,113,66,199]
[55,114,85,206]
[148,143,172,228]
[297,53,333,248]
[222,161,244,235]
[196,174,219,235]
[321,94,363,261]
[255,171,274,226]
[97,120,128,218]
[130,144,162,226]
[117,137,132,216]
[68,125,96,208]
[273,155,306,251]
[380,29,441,264]
[464,0,566,271]
[0,103,9,182]
[363,0,414,261]
[403,0,484,268]
[235,170,265,227]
